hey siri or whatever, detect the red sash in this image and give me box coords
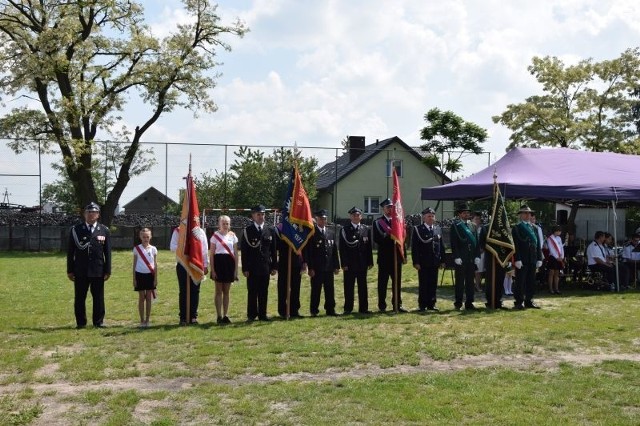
[135,244,155,275]
[213,232,235,260]
[547,236,565,268]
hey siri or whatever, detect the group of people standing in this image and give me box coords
[67,199,572,329]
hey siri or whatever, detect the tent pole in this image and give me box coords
[612,200,619,292]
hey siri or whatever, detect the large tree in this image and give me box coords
[493,48,640,153]
[0,0,247,225]
[419,107,488,181]
[197,146,318,211]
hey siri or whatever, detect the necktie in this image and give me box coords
[258,226,262,232]
[88,225,93,233]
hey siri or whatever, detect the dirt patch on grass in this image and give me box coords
[3,351,640,423]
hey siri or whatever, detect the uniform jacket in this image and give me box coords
[241,224,277,275]
[512,221,543,264]
[372,216,403,263]
[450,218,478,264]
[411,223,445,267]
[339,223,373,273]
[304,224,340,273]
[67,222,112,278]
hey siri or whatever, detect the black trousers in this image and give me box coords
[343,270,369,313]
[247,273,270,320]
[377,260,403,310]
[74,276,105,327]
[277,267,301,317]
[454,263,475,307]
[484,262,506,308]
[177,264,200,322]
[417,265,439,309]
[310,270,336,315]
[513,262,536,305]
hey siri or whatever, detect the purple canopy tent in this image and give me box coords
[421,147,640,202]
[421,147,640,292]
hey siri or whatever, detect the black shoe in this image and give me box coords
[216,317,223,324]
[94,323,106,328]
[426,306,439,312]
[223,316,231,324]
[326,312,339,316]
[190,319,199,325]
[525,302,541,309]
[343,310,352,315]
[556,290,562,295]
[513,303,525,310]
[417,307,426,312]
[291,313,305,318]
[398,307,409,313]
[454,303,462,310]
[465,304,477,310]
[179,321,187,326]
[246,317,256,323]
[379,308,387,313]
[76,325,86,329]
[359,310,373,314]
[310,312,319,317]
[258,316,271,321]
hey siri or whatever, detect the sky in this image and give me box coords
[1,0,640,208]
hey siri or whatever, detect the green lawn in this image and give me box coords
[1,250,639,425]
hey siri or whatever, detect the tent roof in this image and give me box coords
[421,147,640,202]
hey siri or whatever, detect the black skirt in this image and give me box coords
[134,272,156,291]
[547,256,563,270]
[214,253,236,283]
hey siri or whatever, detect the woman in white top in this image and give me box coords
[209,215,239,324]
[133,228,158,328]
[546,225,565,294]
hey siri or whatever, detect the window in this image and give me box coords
[364,196,380,214]
[386,159,403,177]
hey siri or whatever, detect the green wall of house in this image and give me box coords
[316,141,453,221]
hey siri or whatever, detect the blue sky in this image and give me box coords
[2,0,640,208]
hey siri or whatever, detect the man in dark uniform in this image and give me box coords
[411,207,445,311]
[339,206,373,314]
[450,203,479,310]
[373,198,407,312]
[241,204,277,321]
[275,222,306,318]
[304,209,340,316]
[66,202,112,329]
[512,205,543,309]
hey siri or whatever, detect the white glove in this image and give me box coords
[454,258,463,266]
[536,260,543,268]
[515,260,523,269]
[474,257,481,266]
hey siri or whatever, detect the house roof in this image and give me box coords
[123,186,178,209]
[316,136,449,190]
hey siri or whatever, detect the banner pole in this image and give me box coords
[186,274,191,324]
[287,247,292,319]
[394,248,399,313]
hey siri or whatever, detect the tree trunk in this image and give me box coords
[567,204,579,236]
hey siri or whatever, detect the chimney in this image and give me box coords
[348,136,366,163]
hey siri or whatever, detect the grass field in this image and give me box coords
[1,250,639,425]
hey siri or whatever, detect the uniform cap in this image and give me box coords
[314,208,328,217]
[348,206,363,214]
[518,205,533,214]
[251,204,266,213]
[84,202,100,212]
[379,198,392,207]
[421,207,436,215]
[455,202,470,213]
